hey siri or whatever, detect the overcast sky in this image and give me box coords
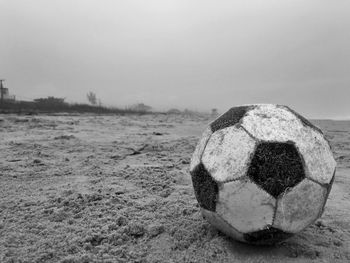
[1,0,349,118]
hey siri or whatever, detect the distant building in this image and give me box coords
[0,84,16,101]
[211,108,219,117]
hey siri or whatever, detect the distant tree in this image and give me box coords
[87,92,97,105]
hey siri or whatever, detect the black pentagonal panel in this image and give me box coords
[282,106,323,134]
[243,227,293,245]
[210,106,253,132]
[247,142,305,198]
[190,162,218,212]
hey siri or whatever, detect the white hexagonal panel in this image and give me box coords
[216,180,276,233]
[297,129,336,184]
[241,104,336,184]
[190,127,213,172]
[201,208,244,242]
[241,104,306,142]
[201,126,257,183]
[273,178,327,233]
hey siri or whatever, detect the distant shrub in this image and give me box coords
[127,103,152,113]
[167,108,182,114]
[34,97,66,106]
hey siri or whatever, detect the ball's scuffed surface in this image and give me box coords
[190,104,336,245]
[273,179,328,233]
[216,180,276,233]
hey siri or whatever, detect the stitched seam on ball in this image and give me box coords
[318,169,336,217]
[198,129,213,162]
[215,211,244,236]
[294,142,308,174]
[306,177,330,188]
[271,198,278,227]
[240,125,259,142]
[217,175,247,184]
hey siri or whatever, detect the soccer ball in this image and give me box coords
[190,104,336,245]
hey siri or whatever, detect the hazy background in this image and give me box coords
[1,0,349,118]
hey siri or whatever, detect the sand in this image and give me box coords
[0,114,349,263]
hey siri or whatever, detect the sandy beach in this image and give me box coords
[0,114,349,263]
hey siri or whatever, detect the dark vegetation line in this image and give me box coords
[0,97,156,115]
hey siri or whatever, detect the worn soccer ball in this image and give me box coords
[190,104,336,245]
